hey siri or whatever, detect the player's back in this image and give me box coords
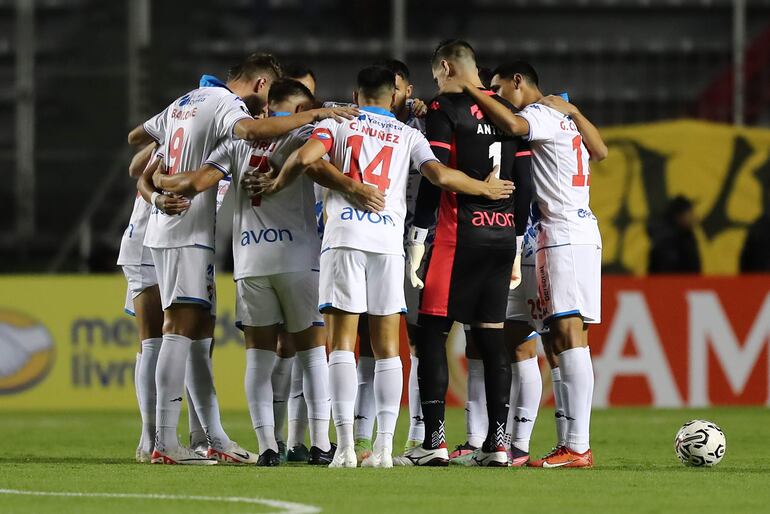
[206,124,320,280]
[516,103,599,247]
[314,106,435,256]
[427,92,529,248]
[143,86,251,249]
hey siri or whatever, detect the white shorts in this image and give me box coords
[319,248,406,316]
[536,244,601,325]
[151,246,216,312]
[122,264,158,316]
[236,271,324,333]
[505,262,546,333]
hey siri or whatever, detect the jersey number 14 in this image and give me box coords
[345,135,392,193]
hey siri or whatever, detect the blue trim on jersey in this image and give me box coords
[176,296,212,308]
[545,309,582,324]
[312,321,325,327]
[140,263,155,267]
[318,302,333,312]
[199,74,231,92]
[193,244,216,251]
[360,106,396,118]
[311,268,320,272]
[320,247,332,255]
[524,331,539,341]
[124,308,136,317]
[270,111,291,117]
[206,160,230,177]
[235,320,244,332]
[400,308,408,314]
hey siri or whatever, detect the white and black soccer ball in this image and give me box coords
[674,419,726,467]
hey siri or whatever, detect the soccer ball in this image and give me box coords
[674,419,726,467]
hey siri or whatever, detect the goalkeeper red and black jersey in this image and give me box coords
[413,89,532,249]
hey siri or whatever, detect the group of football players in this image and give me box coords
[120,38,607,468]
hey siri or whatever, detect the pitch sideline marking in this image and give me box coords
[0,489,321,514]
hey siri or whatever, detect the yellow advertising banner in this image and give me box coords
[592,120,770,275]
[0,275,249,411]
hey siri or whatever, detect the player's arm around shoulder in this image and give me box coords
[153,164,226,198]
[419,160,514,201]
[128,142,157,178]
[232,106,359,142]
[137,157,190,215]
[538,95,608,161]
[305,159,385,213]
[445,80,529,137]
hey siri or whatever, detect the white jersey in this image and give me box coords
[206,123,320,280]
[516,103,601,247]
[117,147,161,266]
[310,107,437,256]
[117,193,153,266]
[403,115,427,239]
[142,84,252,249]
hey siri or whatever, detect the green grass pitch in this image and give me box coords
[1,407,768,513]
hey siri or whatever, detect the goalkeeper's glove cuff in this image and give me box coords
[409,226,429,245]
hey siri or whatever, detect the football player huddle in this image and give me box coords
[121,39,607,469]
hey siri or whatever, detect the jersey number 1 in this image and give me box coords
[345,135,393,193]
[571,135,590,187]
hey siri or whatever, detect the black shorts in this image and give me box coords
[419,244,516,324]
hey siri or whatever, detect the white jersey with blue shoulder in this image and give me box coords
[205,118,319,279]
[142,76,252,250]
[516,103,601,248]
[309,106,437,256]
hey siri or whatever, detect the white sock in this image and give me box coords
[138,339,161,450]
[373,356,402,452]
[271,356,294,444]
[511,357,542,453]
[559,347,592,453]
[245,348,278,453]
[155,334,191,450]
[354,355,376,441]
[134,352,144,449]
[287,357,309,448]
[407,354,424,443]
[551,367,568,446]
[329,350,356,448]
[297,346,331,452]
[186,387,206,446]
[466,358,487,448]
[584,346,594,443]
[135,352,142,407]
[186,338,231,447]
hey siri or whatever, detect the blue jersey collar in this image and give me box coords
[270,111,291,117]
[199,74,231,91]
[360,106,395,118]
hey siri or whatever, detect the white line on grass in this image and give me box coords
[0,489,321,514]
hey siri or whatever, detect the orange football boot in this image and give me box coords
[528,446,593,468]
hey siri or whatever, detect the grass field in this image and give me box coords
[1,407,768,514]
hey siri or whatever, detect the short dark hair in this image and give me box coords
[492,61,539,87]
[228,53,282,82]
[431,39,476,67]
[356,65,396,98]
[283,63,316,82]
[374,58,410,82]
[268,78,314,105]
